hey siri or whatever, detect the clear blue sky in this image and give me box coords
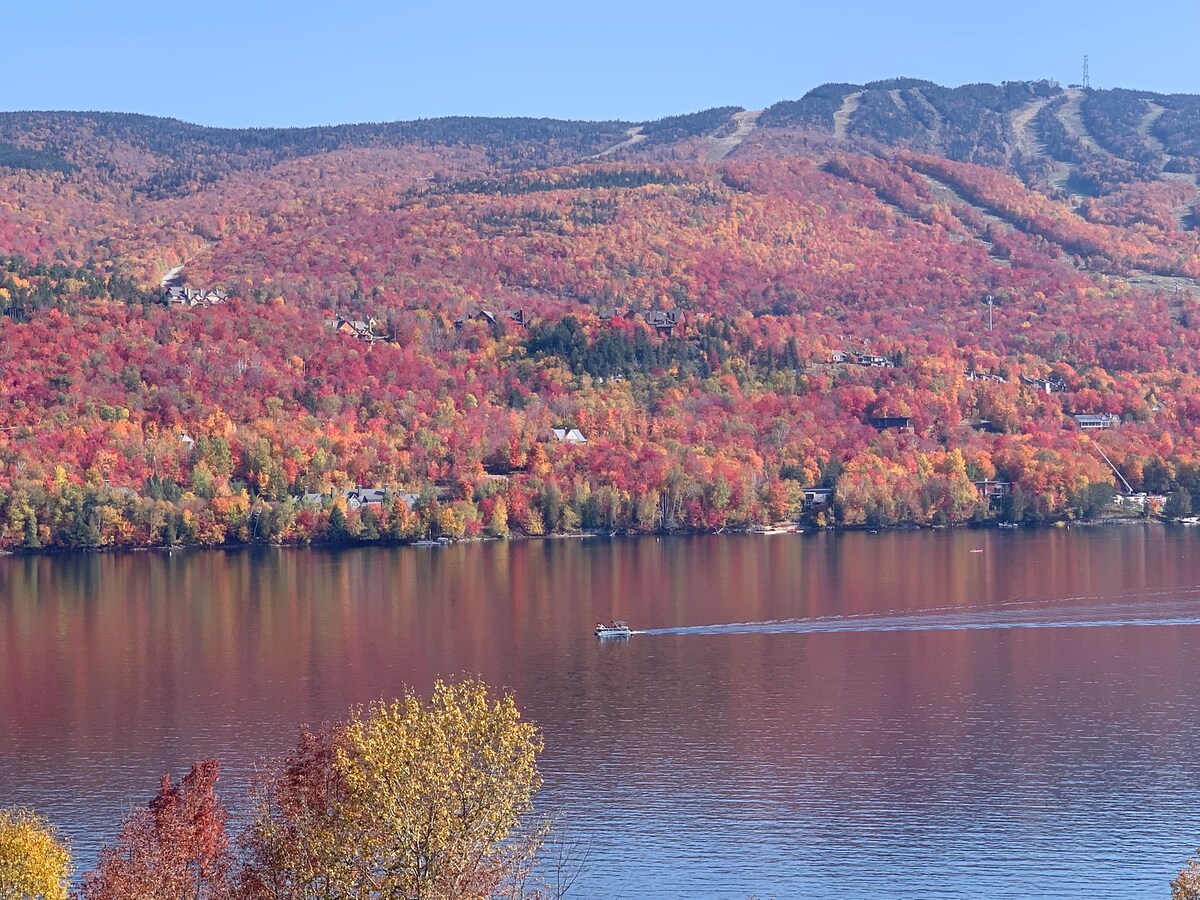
[5,0,1199,127]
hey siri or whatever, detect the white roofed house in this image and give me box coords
[1073,413,1120,430]
[550,427,588,444]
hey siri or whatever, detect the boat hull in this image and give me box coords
[595,620,632,638]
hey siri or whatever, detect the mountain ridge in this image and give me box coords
[5,79,1200,198]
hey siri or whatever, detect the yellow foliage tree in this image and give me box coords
[0,809,71,900]
[486,496,509,538]
[438,505,466,540]
[339,679,544,900]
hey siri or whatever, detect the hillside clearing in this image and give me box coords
[706,110,763,162]
[832,91,863,140]
[592,126,647,159]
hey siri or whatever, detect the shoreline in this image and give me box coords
[0,512,1178,559]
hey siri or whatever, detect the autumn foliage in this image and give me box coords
[6,92,1200,549]
[81,760,233,900]
[0,808,71,900]
[4,680,547,899]
[241,680,544,899]
[8,88,1200,891]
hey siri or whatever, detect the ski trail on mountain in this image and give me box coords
[591,126,646,159]
[1056,89,1104,154]
[706,109,762,162]
[833,91,863,140]
[1010,96,1052,158]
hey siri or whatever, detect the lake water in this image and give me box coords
[3,526,1200,898]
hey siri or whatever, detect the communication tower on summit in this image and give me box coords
[1082,55,1091,90]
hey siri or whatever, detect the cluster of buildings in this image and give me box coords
[327,315,384,343]
[596,309,683,334]
[454,308,526,328]
[831,350,895,368]
[159,266,230,308]
[296,488,420,511]
[324,306,689,346]
[164,286,229,307]
[550,427,587,444]
[965,370,1008,384]
[1021,374,1068,394]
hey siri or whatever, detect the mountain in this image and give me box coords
[2,80,1200,550]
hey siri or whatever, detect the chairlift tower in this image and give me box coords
[985,294,994,332]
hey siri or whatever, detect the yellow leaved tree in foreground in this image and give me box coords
[4,679,563,900]
[341,678,545,899]
[0,809,71,900]
[239,677,549,900]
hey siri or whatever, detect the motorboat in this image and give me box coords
[595,620,632,638]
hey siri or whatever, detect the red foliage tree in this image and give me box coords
[81,759,233,900]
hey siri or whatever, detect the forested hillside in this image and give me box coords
[4,81,1200,550]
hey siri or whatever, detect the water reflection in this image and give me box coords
[1,528,1199,898]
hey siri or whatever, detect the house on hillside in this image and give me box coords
[454,308,526,329]
[344,488,387,509]
[802,488,833,510]
[296,487,419,510]
[974,480,1012,503]
[455,309,497,328]
[164,286,229,307]
[1022,374,1066,394]
[856,353,894,368]
[966,370,1007,384]
[866,416,914,432]
[550,427,588,444]
[330,315,382,342]
[644,310,682,334]
[1073,413,1120,430]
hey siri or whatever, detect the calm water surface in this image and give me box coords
[3,526,1200,898]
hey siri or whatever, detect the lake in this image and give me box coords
[2,526,1200,898]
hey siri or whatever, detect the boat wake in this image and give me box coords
[632,595,1200,637]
